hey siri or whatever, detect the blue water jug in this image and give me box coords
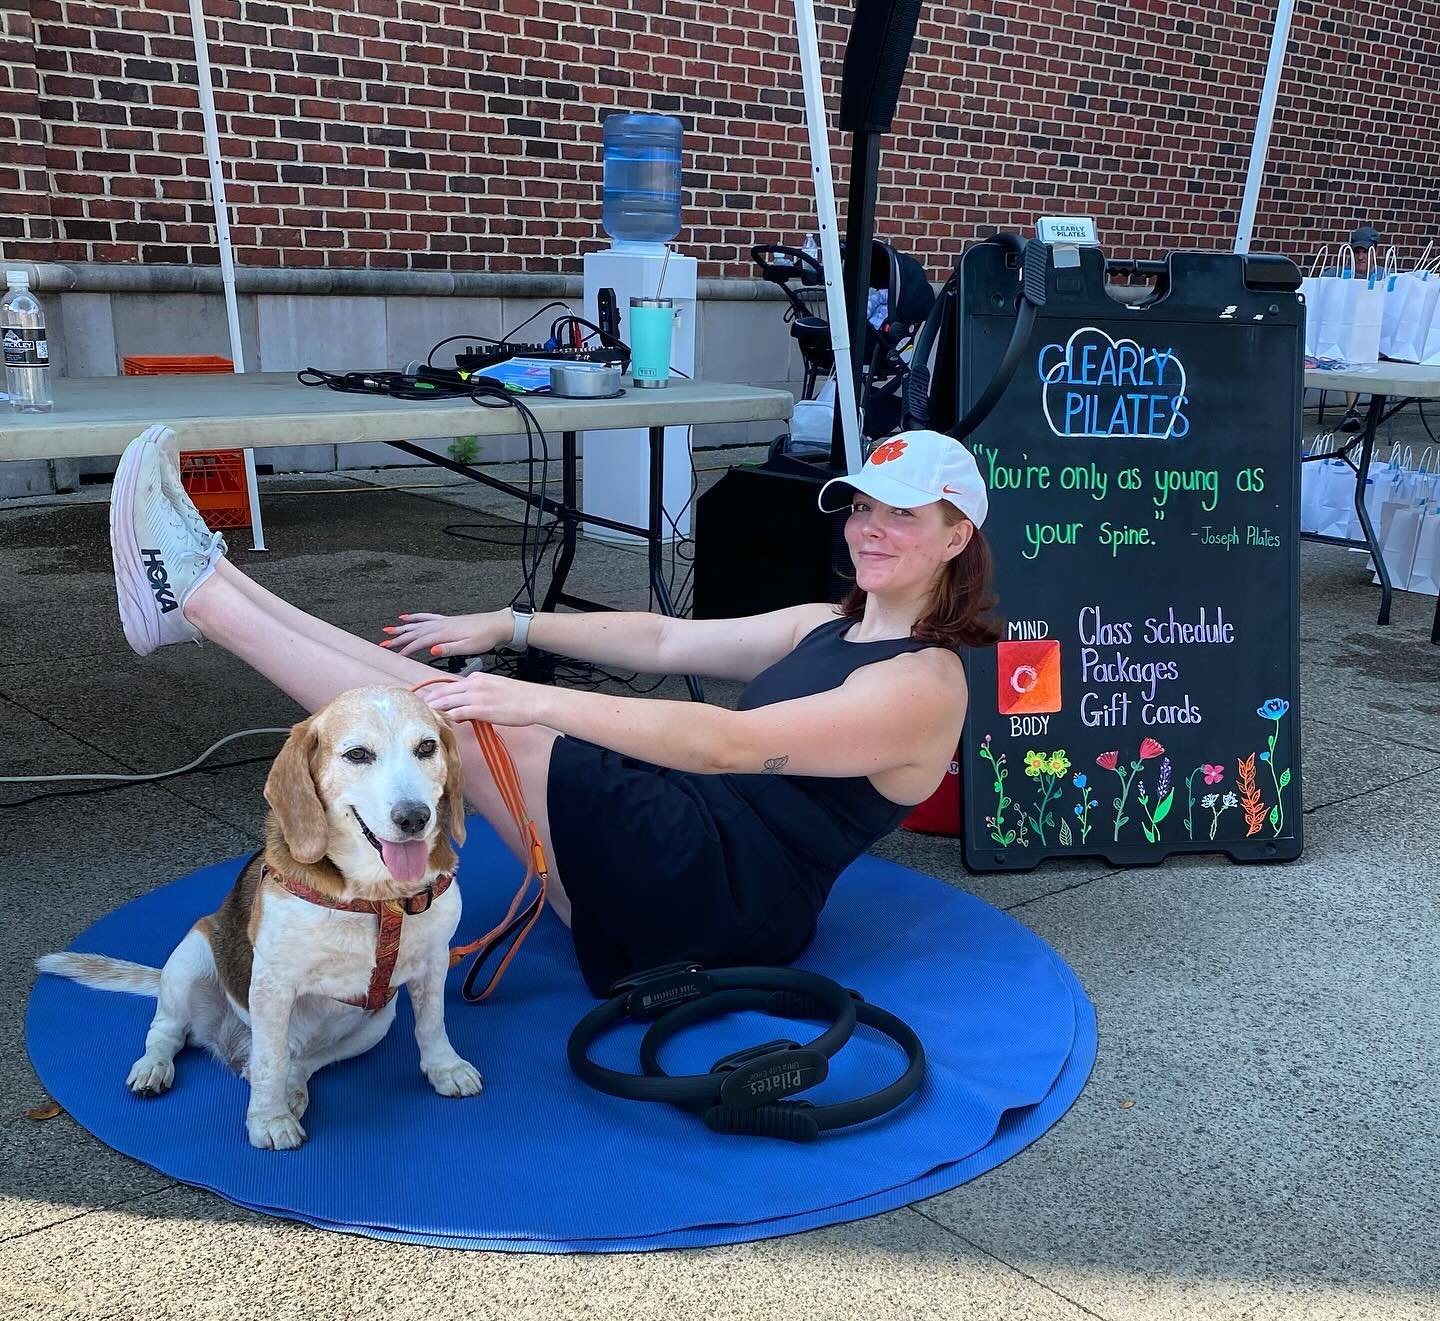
[601,112,683,250]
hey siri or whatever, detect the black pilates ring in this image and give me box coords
[566,964,858,1111]
[639,987,925,1142]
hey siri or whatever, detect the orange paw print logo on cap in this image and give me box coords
[868,439,908,464]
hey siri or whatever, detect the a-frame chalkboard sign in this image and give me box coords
[959,245,1304,871]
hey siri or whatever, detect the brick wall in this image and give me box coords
[0,2,53,256]
[2,0,1436,280]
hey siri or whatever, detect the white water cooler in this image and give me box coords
[581,245,697,543]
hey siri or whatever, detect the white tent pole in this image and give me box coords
[792,0,863,473]
[1234,0,1296,255]
[187,0,266,550]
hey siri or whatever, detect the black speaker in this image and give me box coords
[839,0,925,133]
[693,453,850,620]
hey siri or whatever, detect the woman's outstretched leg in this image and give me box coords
[213,559,447,687]
[109,430,568,917]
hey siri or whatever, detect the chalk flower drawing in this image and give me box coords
[1023,749,1068,846]
[1072,772,1099,843]
[982,706,1289,849]
[1100,748,1140,842]
[1136,757,1176,844]
[1256,698,1292,837]
[978,735,1016,847]
[1201,790,1239,840]
[1185,763,1225,840]
[1236,754,1267,837]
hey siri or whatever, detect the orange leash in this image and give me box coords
[411,678,550,1002]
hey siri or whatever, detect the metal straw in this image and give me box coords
[655,244,671,300]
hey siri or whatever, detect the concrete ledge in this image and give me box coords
[12,262,788,304]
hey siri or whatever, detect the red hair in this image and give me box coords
[836,504,1003,650]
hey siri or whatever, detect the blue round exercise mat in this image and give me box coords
[27,819,1096,1253]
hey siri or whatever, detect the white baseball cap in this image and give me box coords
[818,429,989,528]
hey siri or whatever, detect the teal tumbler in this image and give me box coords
[628,297,675,389]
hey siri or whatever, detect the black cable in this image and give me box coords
[424,333,502,368]
[298,367,478,399]
[549,313,627,354]
[482,388,552,612]
[502,301,574,343]
[424,302,582,369]
[299,365,559,609]
[297,354,690,693]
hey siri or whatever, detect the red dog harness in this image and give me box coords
[263,864,455,1013]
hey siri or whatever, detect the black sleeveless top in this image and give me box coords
[545,612,952,993]
[721,614,947,873]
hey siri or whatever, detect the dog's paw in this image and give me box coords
[126,1055,175,1097]
[247,1109,306,1150]
[286,1071,310,1120]
[424,1056,484,1098]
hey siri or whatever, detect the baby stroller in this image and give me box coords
[751,238,935,442]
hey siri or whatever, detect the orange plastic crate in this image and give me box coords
[177,450,252,531]
[122,355,235,375]
[121,355,250,531]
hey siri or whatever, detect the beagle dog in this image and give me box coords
[37,685,483,1150]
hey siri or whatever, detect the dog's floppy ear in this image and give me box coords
[264,717,329,864]
[438,720,468,847]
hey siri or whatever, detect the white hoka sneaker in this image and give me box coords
[148,423,222,546]
[109,432,226,657]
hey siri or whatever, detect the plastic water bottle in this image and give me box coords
[601,112,683,251]
[2,271,52,413]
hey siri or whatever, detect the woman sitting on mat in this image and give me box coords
[109,426,999,995]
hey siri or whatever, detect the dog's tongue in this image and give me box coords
[380,839,429,885]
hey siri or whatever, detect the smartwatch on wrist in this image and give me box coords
[505,605,534,653]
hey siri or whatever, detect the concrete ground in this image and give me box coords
[1,438,1437,1321]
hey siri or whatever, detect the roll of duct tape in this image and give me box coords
[550,362,623,398]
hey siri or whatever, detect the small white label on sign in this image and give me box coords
[1037,217,1099,245]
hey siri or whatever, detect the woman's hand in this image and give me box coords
[418,671,552,729]
[380,610,513,659]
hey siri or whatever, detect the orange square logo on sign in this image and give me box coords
[996,639,1062,714]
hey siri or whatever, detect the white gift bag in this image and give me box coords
[1314,249,1385,365]
[1310,453,1360,540]
[1373,449,1437,586]
[1299,432,1339,535]
[1376,502,1426,589]
[1300,246,1335,357]
[1359,443,1408,542]
[1374,447,1419,547]
[1407,504,1440,595]
[1379,243,1433,357]
[1417,310,1440,367]
[1386,263,1440,363]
